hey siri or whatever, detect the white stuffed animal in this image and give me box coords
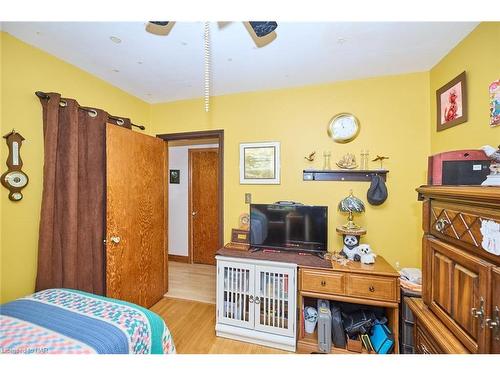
[356,244,377,264]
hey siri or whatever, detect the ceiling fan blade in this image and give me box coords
[244,22,277,48]
[248,22,278,38]
[146,21,175,36]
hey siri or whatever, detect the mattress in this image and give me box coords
[0,288,175,354]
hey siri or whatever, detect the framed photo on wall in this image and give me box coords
[169,169,180,184]
[489,79,500,127]
[436,71,468,131]
[240,141,280,184]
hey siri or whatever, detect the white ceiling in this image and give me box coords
[1,22,478,103]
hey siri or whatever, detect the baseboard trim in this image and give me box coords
[168,254,189,263]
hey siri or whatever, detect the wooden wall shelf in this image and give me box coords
[303,169,388,182]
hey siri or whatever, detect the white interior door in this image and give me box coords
[217,261,255,329]
[254,265,295,337]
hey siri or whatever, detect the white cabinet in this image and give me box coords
[215,256,297,352]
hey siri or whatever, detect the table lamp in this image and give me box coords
[338,190,365,230]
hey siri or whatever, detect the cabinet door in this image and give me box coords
[254,265,295,337]
[490,268,500,354]
[427,237,491,353]
[217,261,255,329]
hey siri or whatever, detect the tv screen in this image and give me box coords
[250,204,328,253]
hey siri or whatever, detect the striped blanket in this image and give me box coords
[0,289,175,354]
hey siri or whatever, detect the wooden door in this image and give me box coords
[189,148,219,265]
[106,125,168,308]
[490,268,500,353]
[426,237,491,353]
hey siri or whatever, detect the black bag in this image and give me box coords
[367,174,388,205]
[342,309,388,336]
[331,303,346,348]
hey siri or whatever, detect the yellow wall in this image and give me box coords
[0,32,150,303]
[430,22,500,153]
[150,73,431,270]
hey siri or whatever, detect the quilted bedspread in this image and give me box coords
[0,288,175,354]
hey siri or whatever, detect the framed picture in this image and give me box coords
[436,71,468,131]
[240,141,280,184]
[489,79,500,128]
[169,169,180,184]
[231,229,250,244]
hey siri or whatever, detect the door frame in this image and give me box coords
[188,147,220,264]
[157,130,224,258]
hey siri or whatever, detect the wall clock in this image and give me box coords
[327,113,360,143]
[1,130,29,201]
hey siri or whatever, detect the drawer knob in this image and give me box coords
[369,286,375,292]
[321,280,326,287]
[434,218,450,232]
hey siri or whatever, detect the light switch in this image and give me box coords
[245,193,252,204]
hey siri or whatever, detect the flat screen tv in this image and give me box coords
[250,203,328,254]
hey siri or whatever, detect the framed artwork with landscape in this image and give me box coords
[436,71,468,131]
[239,141,280,184]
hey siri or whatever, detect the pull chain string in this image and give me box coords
[204,22,211,113]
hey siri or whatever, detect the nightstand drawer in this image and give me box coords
[346,274,397,302]
[300,269,345,295]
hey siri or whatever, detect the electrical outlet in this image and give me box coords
[245,193,252,204]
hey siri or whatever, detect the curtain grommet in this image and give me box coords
[88,109,98,118]
[59,100,68,107]
[116,118,125,126]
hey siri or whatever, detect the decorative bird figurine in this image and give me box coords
[372,155,389,169]
[304,151,316,162]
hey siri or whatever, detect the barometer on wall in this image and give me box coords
[1,130,29,201]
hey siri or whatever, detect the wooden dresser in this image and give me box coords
[409,186,500,354]
[297,256,400,354]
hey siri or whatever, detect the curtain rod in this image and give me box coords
[35,91,146,131]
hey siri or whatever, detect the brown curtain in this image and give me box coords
[36,93,131,295]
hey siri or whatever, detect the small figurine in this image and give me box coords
[481,145,500,186]
[304,151,316,162]
[372,155,389,169]
[339,235,360,260]
[356,244,377,264]
[336,153,358,169]
[323,151,332,170]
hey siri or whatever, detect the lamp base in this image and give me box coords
[336,225,366,237]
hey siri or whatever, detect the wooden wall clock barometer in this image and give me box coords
[1,130,29,201]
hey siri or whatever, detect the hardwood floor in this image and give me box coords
[165,261,216,304]
[151,297,288,354]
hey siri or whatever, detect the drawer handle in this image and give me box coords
[249,295,254,303]
[321,280,326,287]
[486,306,500,341]
[471,297,485,328]
[435,218,450,232]
[369,286,375,292]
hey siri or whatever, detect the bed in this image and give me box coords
[0,288,175,354]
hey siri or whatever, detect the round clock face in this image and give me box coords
[5,171,28,188]
[327,113,360,143]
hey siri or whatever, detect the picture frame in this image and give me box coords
[231,229,250,244]
[436,71,468,131]
[489,79,500,128]
[240,141,280,184]
[169,169,180,184]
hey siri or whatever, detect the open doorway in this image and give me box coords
[157,130,223,304]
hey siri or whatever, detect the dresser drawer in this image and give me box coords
[429,200,500,265]
[415,324,441,354]
[346,274,397,302]
[300,269,345,295]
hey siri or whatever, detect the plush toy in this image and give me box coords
[340,235,360,260]
[356,244,377,264]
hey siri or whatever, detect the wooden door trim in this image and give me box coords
[188,147,220,264]
[157,130,224,252]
